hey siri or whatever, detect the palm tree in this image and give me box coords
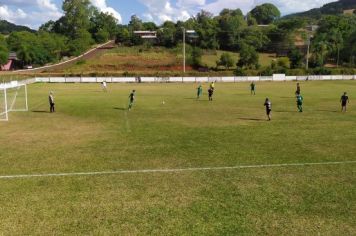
[329,29,343,67]
[312,33,330,66]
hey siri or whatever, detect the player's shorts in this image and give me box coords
[266,109,271,115]
[342,102,347,107]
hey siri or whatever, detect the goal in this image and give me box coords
[0,81,28,121]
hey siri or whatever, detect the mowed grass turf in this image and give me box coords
[0,81,355,235]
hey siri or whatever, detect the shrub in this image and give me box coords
[234,67,247,76]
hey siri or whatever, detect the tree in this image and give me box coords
[329,28,343,67]
[241,26,270,50]
[250,3,281,25]
[341,30,356,66]
[217,52,234,69]
[39,20,56,32]
[116,26,131,45]
[237,43,259,69]
[68,29,94,56]
[158,21,177,47]
[288,48,304,69]
[0,35,9,65]
[217,8,246,51]
[17,44,33,65]
[143,22,157,31]
[90,9,118,42]
[95,28,110,43]
[246,13,257,26]
[312,33,330,66]
[62,0,92,38]
[194,10,219,49]
[189,47,203,67]
[128,15,143,31]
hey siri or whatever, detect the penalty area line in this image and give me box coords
[1,160,356,180]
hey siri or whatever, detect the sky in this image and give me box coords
[0,0,337,29]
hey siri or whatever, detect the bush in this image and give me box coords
[75,59,86,65]
[277,57,290,69]
[95,29,110,43]
[216,52,235,69]
[313,67,331,75]
[286,69,306,76]
[234,67,247,76]
[260,66,273,76]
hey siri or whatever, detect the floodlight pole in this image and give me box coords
[183,27,186,74]
[182,28,197,74]
[306,34,311,71]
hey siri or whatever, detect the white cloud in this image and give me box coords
[0,5,27,23]
[90,0,122,23]
[37,0,58,12]
[140,0,195,23]
[253,0,337,15]
[204,0,254,15]
[0,0,123,29]
[0,0,62,29]
[177,0,206,7]
[140,0,337,24]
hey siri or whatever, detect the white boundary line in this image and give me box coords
[0,161,355,180]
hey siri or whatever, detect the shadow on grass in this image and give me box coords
[238,117,266,121]
[274,110,295,113]
[113,107,127,111]
[32,110,50,113]
[316,109,339,113]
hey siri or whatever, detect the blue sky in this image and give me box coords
[0,0,337,29]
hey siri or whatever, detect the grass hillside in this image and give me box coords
[0,81,355,234]
[58,46,277,76]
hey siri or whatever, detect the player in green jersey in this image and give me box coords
[128,90,136,111]
[197,84,203,99]
[250,82,256,95]
[296,94,303,112]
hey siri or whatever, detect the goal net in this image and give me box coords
[0,81,28,121]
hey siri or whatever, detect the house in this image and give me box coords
[1,52,21,71]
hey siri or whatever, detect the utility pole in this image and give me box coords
[306,34,311,71]
[182,28,197,74]
[183,27,186,73]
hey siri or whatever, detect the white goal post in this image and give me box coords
[0,81,28,121]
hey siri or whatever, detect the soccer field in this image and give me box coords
[0,81,355,235]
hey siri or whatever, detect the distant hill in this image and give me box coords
[0,20,35,34]
[285,0,356,19]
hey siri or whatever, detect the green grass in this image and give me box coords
[64,46,180,74]
[0,81,355,234]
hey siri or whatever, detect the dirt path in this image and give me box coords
[14,40,116,73]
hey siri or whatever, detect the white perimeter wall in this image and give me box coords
[32,75,356,84]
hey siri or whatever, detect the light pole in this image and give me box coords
[182,28,196,74]
[306,35,310,70]
[183,27,186,73]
